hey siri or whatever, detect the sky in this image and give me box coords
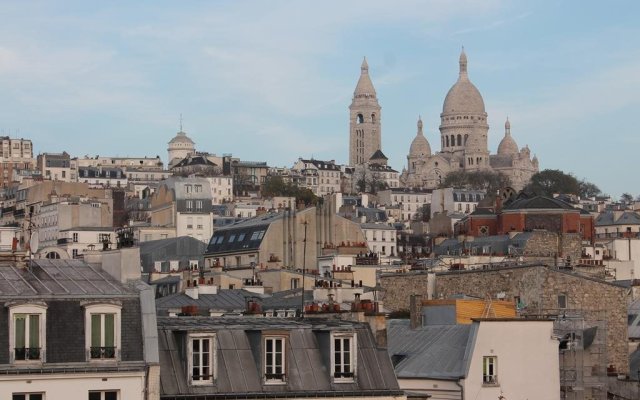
[0,1,639,197]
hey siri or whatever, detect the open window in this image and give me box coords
[188,333,216,385]
[483,356,498,385]
[331,333,356,382]
[264,336,286,383]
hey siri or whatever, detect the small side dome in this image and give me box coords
[497,118,518,155]
[409,116,431,156]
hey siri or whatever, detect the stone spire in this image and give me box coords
[354,56,377,98]
[459,47,468,79]
[417,115,423,135]
[505,117,511,135]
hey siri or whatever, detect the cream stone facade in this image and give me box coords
[167,130,195,169]
[349,58,381,166]
[400,50,539,190]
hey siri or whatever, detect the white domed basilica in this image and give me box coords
[399,49,539,190]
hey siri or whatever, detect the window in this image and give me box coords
[186,200,193,211]
[558,294,567,309]
[332,334,356,381]
[84,304,121,361]
[88,391,118,400]
[9,304,47,363]
[189,334,215,385]
[12,394,44,400]
[264,337,286,382]
[73,232,79,242]
[483,356,498,385]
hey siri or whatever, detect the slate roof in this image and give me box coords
[158,317,401,397]
[172,154,217,169]
[155,289,262,314]
[0,259,138,298]
[299,159,341,171]
[206,213,282,255]
[503,195,576,211]
[155,288,314,315]
[369,150,388,160]
[140,236,206,273]
[595,211,640,226]
[387,319,475,379]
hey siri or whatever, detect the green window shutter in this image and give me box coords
[15,315,26,348]
[91,314,102,347]
[104,314,115,347]
[29,314,39,348]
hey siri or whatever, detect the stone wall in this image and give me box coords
[380,272,433,312]
[435,265,629,374]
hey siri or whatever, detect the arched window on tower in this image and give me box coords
[445,136,449,147]
[371,113,376,124]
[450,135,455,147]
[457,135,462,146]
[464,134,468,145]
[357,114,364,124]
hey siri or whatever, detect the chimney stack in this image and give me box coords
[409,294,423,329]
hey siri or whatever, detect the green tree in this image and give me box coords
[439,170,511,194]
[261,176,319,206]
[621,193,634,204]
[578,179,601,198]
[524,169,580,196]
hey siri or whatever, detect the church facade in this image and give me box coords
[400,49,539,190]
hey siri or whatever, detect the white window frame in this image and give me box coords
[8,303,47,364]
[11,393,45,400]
[331,333,356,382]
[188,333,216,385]
[84,303,121,361]
[263,336,286,384]
[88,390,119,400]
[482,356,498,385]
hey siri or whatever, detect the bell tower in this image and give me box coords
[349,57,381,166]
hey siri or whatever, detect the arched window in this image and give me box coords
[445,136,449,147]
[46,252,60,259]
[371,113,376,124]
[450,135,455,147]
[356,114,364,124]
[457,135,462,146]
[464,134,468,145]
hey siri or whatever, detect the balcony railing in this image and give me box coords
[90,346,116,359]
[14,347,41,361]
[483,375,499,386]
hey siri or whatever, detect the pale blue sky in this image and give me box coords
[1,1,638,197]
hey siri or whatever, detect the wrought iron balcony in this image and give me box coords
[14,347,41,361]
[90,346,116,359]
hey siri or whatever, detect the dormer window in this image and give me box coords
[9,303,47,363]
[84,303,121,361]
[188,333,216,385]
[264,336,286,383]
[332,333,356,382]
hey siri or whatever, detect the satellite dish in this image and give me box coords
[30,232,39,254]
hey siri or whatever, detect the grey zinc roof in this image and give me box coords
[158,317,400,397]
[595,211,640,226]
[0,259,138,298]
[139,236,206,273]
[387,319,476,379]
[155,289,262,314]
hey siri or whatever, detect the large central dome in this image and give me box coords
[442,49,486,115]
